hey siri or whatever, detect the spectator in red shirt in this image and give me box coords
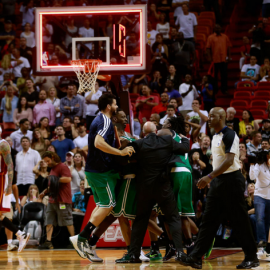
[206,24,232,94]
[38,151,74,249]
[239,36,251,70]
[135,85,159,123]
[151,92,169,114]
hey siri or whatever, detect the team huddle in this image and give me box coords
[0,93,261,269]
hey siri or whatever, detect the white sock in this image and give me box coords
[7,239,12,245]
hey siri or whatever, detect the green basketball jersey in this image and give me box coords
[120,135,137,176]
[173,132,192,172]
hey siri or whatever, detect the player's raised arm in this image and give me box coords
[0,141,13,195]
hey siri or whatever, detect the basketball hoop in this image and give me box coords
[71,59,102,94]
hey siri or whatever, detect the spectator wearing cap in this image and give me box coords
[33,90,56,128]
[51,126,75,162]
[206,24,232,94]
[226,107,240,136]
[260,119,270,140]
[175,4,197,44]
[65,151,74,169]
[261,139,270,151]
[73,123,88,150]
[247,131,262,156]
[0,20,15,49]
[186,98,208,134]
[178,74,198,118]
[10,118,33,152]
[151,92,169,114]
[16,136,41,196]
[159,105,177,125]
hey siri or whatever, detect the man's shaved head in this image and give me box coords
[157,128,172,137]
[209,107,226,130]
[143,121,157,136]
[210,107,226,118]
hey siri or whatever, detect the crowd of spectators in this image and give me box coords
[1,0,270,250]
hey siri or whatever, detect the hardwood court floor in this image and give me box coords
[0,249,269,270]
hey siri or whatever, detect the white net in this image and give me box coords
[71,59,102,94]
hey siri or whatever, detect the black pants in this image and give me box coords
[190,170,257,261]
[129,180,183,258]
[214,62,228,94]
[17,184,31,197]
[86,115,96,131]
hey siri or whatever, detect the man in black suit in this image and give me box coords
[123,121,190,263]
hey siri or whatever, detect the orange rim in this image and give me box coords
[97,75,111,81]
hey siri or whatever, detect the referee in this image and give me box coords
[179,107,259,269]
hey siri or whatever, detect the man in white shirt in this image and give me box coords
[178,74,198,118]
[147,21,158,47]
[11,48,30,80]
[175,4,197,43]
[10,119,33,152]
[84,81,103,130]
[15,136,41,196]
[240,55,260,85]
[79,18,94,51]
[186,98,209,133]
[73,123,88,150]
[172,0,189,18]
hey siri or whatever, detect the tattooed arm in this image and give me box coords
[0,141,14,195]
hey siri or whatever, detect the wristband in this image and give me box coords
[207,174,213,180]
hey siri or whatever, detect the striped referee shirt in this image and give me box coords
[85,113,115,173]
[211,126,241,174]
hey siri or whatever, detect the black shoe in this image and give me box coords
[236,258,260,269]
[177,253,202,269]
[163,245,176,262]
[38,240,54,250]
[116,253,142,263]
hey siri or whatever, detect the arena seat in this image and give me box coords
[230,100,249,108]
[254,90,270,100]
[257,81,270,90]
[199,11,216,25]
[250,100,268,110]
[197,18,214,32]
[237,81,255,88]
[250,109,267,119]
[197,25,211,36]
[234,91,253,101]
